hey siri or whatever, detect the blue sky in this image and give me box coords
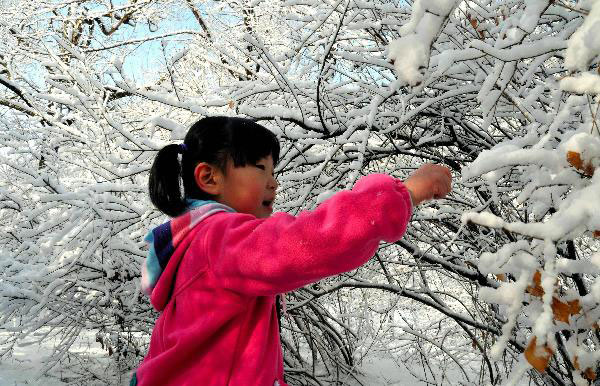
[111,6,200,83]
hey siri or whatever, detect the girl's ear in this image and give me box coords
[194,163,222,195]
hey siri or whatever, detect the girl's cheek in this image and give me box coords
[239,187,262,209]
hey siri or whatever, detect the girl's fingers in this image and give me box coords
[435,176,451,198]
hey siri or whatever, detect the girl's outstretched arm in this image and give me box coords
[202,173,414,295]
[204,164,451,295]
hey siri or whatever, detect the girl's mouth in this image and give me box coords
[262,200,273,209]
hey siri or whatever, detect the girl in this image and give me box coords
[133,116,451,386]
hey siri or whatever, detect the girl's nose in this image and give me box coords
[269,175,278,191]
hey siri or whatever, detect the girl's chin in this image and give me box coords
[256,205,273,218]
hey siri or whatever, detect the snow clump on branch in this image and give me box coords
[561,0,600,95]
[387,0,459,86]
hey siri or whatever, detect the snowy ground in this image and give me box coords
[0,343,419,386]
[0,350,475,386]
[0,357,415,386]
[0,334,527,386]
[0,360,402,385]
[0,359,65,386]
[0,331,130,386]
[1,354,531,386]
[0,341,70,386]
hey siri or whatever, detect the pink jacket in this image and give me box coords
[136,174,413,385]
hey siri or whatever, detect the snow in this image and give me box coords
[315,189,335,204]
[562,131,600,160]
[517,0,549,33]
[463,179,600,241]
[591,252,600,269]
[142,116,187,139]
[556,257,599,275]
[591,279,600,303]
[0,359,65,386]
[387,35,428,86]
[476,240,532,275]
[169,48,189,66]
[469,37,567,62]
[489,272,529,360]
[501,0,552,44]
[479,284,521,305]
[533,257,558,341]
[560,72,600,95]
[564,0,600,71]
[0,332,472,386]
[3,0,600,384]
[387,0,459,86]
[461,211,505,229]
[414,0,458,28]
[0,331,129,386]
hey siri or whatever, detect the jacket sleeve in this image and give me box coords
[203,174,413,295]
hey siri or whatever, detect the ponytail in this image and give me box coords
[148,144,186,217]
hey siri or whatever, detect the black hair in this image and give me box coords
[148,116,280,217]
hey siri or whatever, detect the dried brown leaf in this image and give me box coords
[567,151,595,176]
[552,297,571,324]
[525,336,553,372]
[584,367,597,381]
[567,299,581,316]
[527,271,544,297]
[574,356,597,380]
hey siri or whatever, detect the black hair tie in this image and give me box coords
[178,143,188,154]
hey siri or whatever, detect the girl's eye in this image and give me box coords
[254,164,265,170]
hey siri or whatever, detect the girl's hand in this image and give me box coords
[404,164,452,206]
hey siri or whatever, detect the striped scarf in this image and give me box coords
[141,200,235,296]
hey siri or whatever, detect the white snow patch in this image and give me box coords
[387,35,428,86]
[387,0,459,86]
[560,72,600,95]
[565,0,600,71]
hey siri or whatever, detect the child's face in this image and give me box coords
[217,155,278,218]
